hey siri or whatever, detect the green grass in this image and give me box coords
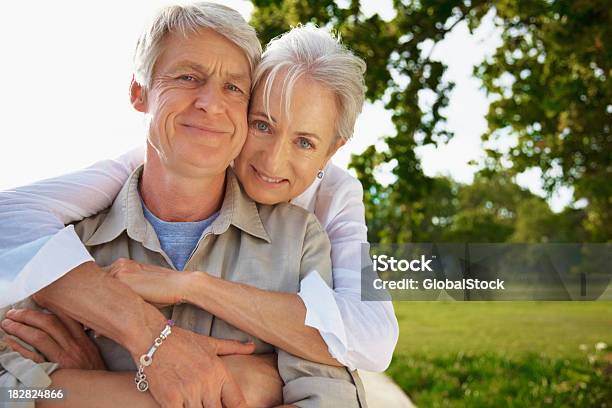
[387,302,612,407]
[393,302,612,358]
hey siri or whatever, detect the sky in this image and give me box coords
[0,0,572,210]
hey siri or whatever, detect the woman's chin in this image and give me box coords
[251,192,285,205]
[238,183,282,205]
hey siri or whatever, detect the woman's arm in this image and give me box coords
[0,147,144,307]
[296,164,399,372]
[174,218,346,369]
[105,238,342,367]
[185,272,341,366]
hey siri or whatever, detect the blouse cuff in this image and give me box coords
[298,270,354,370]
[0,226,93,307]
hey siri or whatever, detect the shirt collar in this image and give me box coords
[85,165,270,247]
[210,167,270,243]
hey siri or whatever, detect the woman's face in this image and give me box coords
[233,75,345,204]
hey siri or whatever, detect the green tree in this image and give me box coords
[511,198,587,243]
[443,172,532,242]
[416,172,562,243]
[475,0,611,241]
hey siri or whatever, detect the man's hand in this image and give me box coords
[1,308,106,370]
[138,326,255,408]
[103,258,188,307]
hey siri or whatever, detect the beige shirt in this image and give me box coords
[0,166,365,408]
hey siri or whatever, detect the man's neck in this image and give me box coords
[140,145,225,222]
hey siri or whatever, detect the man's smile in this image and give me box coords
[180,122,230,138]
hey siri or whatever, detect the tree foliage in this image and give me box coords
[475,0,611,241]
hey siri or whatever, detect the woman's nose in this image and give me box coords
[261,136,289,174]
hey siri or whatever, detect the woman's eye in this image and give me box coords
[251,120,270,132]
[298,138,313,149]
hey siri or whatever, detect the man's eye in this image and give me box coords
[178,75,196,82]
[298,138,313,149]
[226,83,242,93]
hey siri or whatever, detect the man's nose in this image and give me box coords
[194,82,224,114]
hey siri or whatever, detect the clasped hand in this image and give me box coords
[102,258,191,307]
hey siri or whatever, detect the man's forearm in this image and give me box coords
[38,370,158,408]
[34,261,167,357]
[41,355,283,408]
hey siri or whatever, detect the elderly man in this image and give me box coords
[0,3,365,407]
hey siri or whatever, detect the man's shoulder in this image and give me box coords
[258,201,318,224]
[71,208,112,244]
[257,202,326,238]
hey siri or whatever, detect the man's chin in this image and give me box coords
[163,155,231,178]
[180,146,231,163]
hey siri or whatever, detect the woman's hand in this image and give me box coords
[221,354,283,407]
[1,308,106,370]
[103,258,189,307]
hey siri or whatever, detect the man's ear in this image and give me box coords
[130,77,147,112]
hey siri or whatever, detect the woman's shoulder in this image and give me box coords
[319,162,364,200]
[311,162,366,231]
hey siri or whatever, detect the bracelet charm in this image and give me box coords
[134,320,175,392]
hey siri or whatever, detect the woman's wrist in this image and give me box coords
[180,271,210,306]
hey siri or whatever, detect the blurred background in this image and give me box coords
[1,0,610,405]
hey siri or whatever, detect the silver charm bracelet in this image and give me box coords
[135,319,175,392]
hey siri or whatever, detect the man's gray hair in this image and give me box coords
[254,24,366,142]
[133,2,262,88]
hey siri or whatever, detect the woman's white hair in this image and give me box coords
[133,2,262,88]
[254,24,367,143]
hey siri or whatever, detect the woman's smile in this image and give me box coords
[250,164,289,188]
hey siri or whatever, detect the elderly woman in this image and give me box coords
[0,4,397,394]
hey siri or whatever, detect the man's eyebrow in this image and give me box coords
[168,61,206,74]
[168,61,250,83]
[226,73,251,85]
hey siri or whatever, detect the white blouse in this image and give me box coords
[0,147,398,372]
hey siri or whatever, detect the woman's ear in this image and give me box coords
[130,77,147,112]
[326,136,347,161]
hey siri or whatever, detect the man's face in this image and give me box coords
[133,28,251,178]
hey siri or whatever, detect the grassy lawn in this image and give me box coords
[393,302,612,358]
[387,302,612,407]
